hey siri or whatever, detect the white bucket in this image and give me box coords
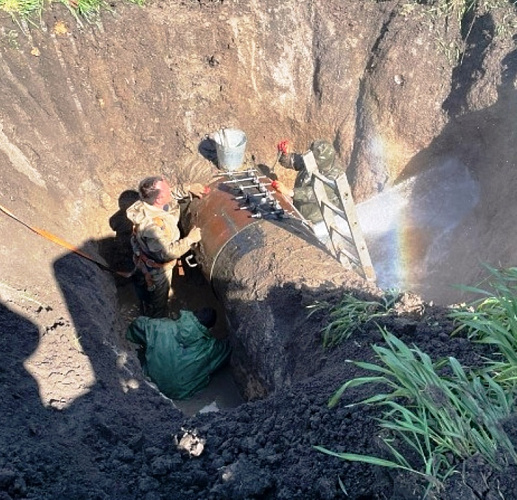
[211,128,247,172]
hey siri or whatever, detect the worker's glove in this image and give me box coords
[188,183,210,198]
[271,180,294,198]
[277,140,290,155]
[187,226,202,244]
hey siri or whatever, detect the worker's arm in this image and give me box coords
[144,226,202,262]
[277,141,305,172]
[172,183,209,200]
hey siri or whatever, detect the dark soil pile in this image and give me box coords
[3,262,517,499]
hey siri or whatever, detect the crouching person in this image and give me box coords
[126,307,230,400]
[274,139,346,244]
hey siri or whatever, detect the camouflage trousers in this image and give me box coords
[133,265,175,318]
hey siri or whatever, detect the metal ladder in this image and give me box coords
[302,151,376,282]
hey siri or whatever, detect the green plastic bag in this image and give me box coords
[126,310,231,400]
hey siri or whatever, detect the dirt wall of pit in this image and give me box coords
[2,1,517,498]
[0,0,516,407]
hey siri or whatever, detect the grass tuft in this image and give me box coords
[0,0,144,24]
[317,326,517,494]
[449,265,517,390]
[307,290,399,347]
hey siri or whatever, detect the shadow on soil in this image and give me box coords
[3,207,517,499]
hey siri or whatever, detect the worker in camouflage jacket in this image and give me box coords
[277,139,345,242]
[126,176,206,318]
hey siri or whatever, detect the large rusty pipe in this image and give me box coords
[184,175,370,399]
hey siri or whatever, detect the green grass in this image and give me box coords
[449,266,517,390]
[316,327,517,494]
[315,266,517,494]
[0,0,43,20]
[307,290,399,347]
[0,0,144,24]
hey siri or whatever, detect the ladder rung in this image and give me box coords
[328,224,353,245]
[321,199,346,219]
[312,171,336,189]
[334,244,360,266]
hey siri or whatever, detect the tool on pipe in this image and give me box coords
[182,173,362,399]
[222,176,268,184]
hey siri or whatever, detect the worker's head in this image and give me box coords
[194,307,217,329]
[138,176,172,207]
[310,140,336,175]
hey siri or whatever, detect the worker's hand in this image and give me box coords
[187,226,202,244]
[271,180,294,198]
[188,183,209,198]
[277,140,290,155]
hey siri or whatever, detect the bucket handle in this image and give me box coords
[221,128,230,149]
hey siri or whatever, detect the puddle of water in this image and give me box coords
[172,364,244,416]
[356,157,480,298]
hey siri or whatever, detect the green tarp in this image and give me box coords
[126,311,231,400]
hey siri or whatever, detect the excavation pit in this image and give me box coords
[2,1,517,498]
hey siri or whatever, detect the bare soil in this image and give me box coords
[1,0,517,499]
[4,264,517,499]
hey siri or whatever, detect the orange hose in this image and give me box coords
[0,203,132,278]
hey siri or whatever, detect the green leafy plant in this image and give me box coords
[449,266,517,389]
[0,0,43,22]
[0,0,144,24]
[307,291,399,347]
[316,328,517,494]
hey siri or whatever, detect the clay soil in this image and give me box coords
[2,1,517,499]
